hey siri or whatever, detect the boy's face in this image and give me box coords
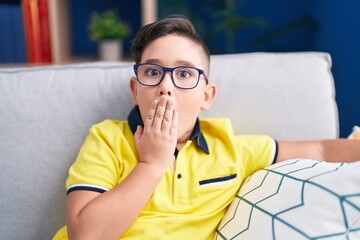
[130,34,216,144]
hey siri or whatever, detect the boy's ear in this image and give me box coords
[129,77,138,105]
[201,83,217,110]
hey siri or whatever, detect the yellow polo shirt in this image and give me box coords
[53,117,277,240]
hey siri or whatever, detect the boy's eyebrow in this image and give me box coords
[176,61,196,67]
[143,59,160,64]
[143,59,196,67]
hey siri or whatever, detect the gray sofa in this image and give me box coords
[1,52,353,239]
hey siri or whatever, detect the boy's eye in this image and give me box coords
[176,69,193,79]
[144,68,162,77]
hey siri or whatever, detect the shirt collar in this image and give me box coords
[127,106,209,154]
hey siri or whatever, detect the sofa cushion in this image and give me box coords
[215,158,360,240]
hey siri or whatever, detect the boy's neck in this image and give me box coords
[176,123,196,150]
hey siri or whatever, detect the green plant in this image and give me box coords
[210,0,267,53]
[158,0,266,54]
[89,9,130,41]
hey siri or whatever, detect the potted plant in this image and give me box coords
[89,9,131,61]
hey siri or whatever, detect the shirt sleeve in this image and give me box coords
[235,135,278,180]
[66,121,124,195]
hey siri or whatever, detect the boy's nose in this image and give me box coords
[159,72,173,96]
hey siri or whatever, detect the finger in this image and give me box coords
[145,99,158,127]
[161,100,174,131]
[169,110,178,137]
[134,125,143,144]
[152,97,167,129]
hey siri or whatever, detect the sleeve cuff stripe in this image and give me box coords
[272,139,279,164]
[67,184,109,195]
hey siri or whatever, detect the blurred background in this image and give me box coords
[0,0,359,137]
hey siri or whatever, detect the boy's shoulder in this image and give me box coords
[199,117,273,141]
[89,119,131,137]
[199,117,233,134]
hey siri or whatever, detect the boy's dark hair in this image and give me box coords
[131,15,210,64]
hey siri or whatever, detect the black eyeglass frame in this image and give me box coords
[133,63,209,90]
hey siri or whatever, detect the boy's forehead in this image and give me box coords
[140,34,209,71]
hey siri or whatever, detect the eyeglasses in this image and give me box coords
[133,63,208,90]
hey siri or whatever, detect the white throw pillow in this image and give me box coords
[215,158,360,240]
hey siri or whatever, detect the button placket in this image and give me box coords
[173,146,190,205]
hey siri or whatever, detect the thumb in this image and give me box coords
[134,125,143,144]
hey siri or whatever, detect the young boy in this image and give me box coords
[53,15,360,240]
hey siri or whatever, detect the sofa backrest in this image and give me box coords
[0,52,338,239]
[204,52,338,140]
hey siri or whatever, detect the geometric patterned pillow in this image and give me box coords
[215,158,360,240]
